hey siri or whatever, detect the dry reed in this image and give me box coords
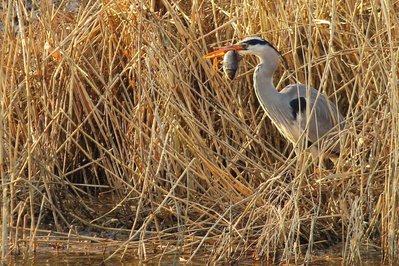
[0,0,398,264]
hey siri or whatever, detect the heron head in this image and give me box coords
[204,36,281,64]
[235,36,279,57]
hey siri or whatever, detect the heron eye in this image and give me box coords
[240,43,249,49]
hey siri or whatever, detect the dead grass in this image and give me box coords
[0,0,398,264]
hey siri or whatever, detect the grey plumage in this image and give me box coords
[280,84,344,158]
[236,36,344,163]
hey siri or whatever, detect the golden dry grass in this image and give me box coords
[0,0,398,264]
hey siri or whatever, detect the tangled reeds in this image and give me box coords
[0,0,398,264]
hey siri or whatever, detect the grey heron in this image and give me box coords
[204,36,344,165]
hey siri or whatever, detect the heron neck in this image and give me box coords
[253,62,282,114]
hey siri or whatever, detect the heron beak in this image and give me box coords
[203,44,245,59]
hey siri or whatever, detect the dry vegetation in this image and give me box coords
[0,0,398,264]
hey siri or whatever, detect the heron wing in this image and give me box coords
[281,84,343,152]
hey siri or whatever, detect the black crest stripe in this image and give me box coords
[243,39,268,46]
[242,38,281,57]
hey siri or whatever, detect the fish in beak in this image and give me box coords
[203,44,245,80]
[222,50,240,80]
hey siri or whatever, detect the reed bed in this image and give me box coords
[0,0,398,264]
